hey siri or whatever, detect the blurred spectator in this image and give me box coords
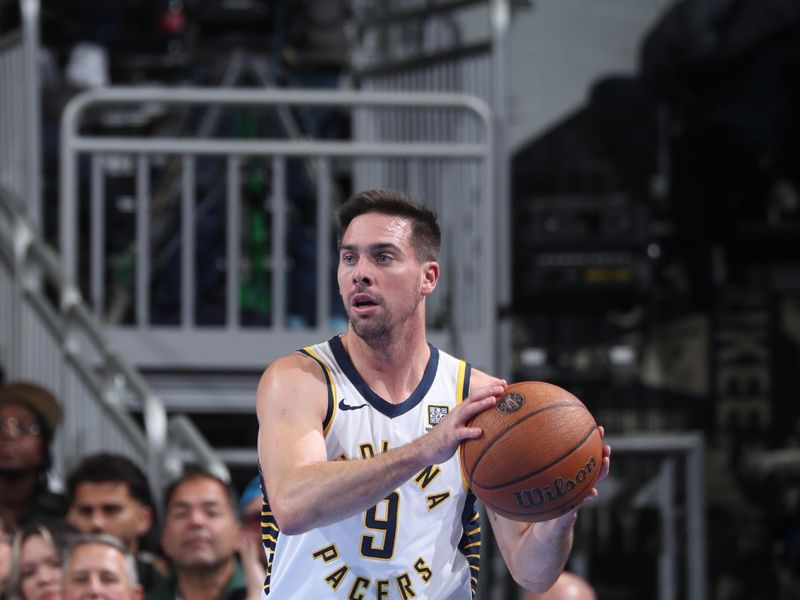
[66,454,167,591]
[6,523,72,600]
[62,534,143,600]
[146,469,245,600]
[522,571,597,600]
[0,383,67,531]
[1,516,11,598]
[236,477,264,600]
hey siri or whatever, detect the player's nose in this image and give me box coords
[352,260,373,285]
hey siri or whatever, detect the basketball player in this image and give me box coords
[256,190,611,598]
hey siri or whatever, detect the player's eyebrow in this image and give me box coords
[340,242,401,254]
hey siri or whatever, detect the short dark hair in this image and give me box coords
[163,467,237,516]
[337,189,441,262]
[67,453,154,509]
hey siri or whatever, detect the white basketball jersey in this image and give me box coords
[260,336,481,599]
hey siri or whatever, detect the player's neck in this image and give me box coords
[343,327,430,403]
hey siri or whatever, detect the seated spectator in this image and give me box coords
[1,516,11,598]
[522,570,597,600]
[62,534,143,600]
[6,523,72,600]
[0,383,67,531]
[146,469,245,600]
[66,453,167,591]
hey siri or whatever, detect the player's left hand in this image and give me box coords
[548,426,611,527]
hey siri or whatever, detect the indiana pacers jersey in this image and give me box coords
[260,335,482,599]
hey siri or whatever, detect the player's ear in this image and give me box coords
[421,260,439,295]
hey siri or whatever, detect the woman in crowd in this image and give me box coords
[1,516,12,599]
[6,524,68,600]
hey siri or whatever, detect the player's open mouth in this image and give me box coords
[352,294,378,309]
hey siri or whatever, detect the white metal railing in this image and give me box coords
[0,0,41,230]
[569,432,708,600]
[59,87,496,373]
[0,185,229,509]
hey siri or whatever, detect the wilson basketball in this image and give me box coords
[460,381,602,522]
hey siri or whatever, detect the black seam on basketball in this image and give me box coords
[467,401,577,483]
[473,425,598,490]
[479,474,598,518]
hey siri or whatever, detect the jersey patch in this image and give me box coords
[428,405,449,427]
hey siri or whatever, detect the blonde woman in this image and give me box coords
[7,524,71,600]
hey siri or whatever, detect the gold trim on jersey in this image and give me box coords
[300,346,338,436]
[456,359,470,492]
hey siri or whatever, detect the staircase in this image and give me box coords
[0,186,229,507]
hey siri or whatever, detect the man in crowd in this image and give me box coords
[62,533,144,600]
[146,468,246,600]
[0,382,67,530]
[66,452,167,590]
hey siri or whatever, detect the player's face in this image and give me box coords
[161,477,240,571]
[62,543,142,600]
[67,482,152,550]
[338,212,437,341]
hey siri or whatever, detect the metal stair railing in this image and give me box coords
[0,0,42,230]
[59,86,496,373]
[0,186,229,509]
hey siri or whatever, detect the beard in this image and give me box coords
[349,315,391,342]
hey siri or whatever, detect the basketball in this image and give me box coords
[460,381,602,522]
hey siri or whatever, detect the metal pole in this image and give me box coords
[226,157,240,329]
[182,156,196,329]
[316,158,332,330]
[135,156,150,327]
[489,0,511,380]
[20,0,41,231]
[90,156,104,316]
[686,432,707,600]
[659,458,677,600]
[272,157,286,329]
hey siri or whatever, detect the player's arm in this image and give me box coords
[469,372,611,593]
[485,505,577,593]
[485,439,608,594]
[257,354,503,534]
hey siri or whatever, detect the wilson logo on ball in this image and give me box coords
[496,392,525,414]
[511,456,598,507]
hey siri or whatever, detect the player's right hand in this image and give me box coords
[418,382,505,466]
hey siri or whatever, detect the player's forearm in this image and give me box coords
[267,440,430,534]
[488,509,576,593]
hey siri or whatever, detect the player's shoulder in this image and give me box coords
[257,350,328,401]
[469,367,505,391]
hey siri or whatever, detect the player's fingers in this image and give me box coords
[463,384,504,405]
[457,394,497,423]
[460,426,484,440]
[599,445,611,479]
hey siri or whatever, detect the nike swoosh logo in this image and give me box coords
[338,398,368,411]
